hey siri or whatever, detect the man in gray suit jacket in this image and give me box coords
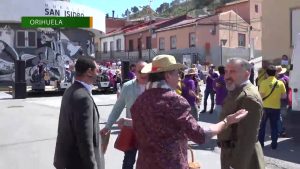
[54,57,104,169]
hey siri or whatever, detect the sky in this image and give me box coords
[72,0,173,18]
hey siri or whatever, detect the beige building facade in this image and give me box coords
[216,0,262,55]
[262,0,300,63]
[156,11,252,66]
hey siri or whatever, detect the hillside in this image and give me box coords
[124,0,239,19]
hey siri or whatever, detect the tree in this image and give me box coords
[170,0,181,7]
[131,6,139,14]
[221,0,237,4]
[122,9,131,18]
[192,0,214,9]
[156,2,170,14]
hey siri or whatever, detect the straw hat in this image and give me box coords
[186,68,197,75]
[115,69,121,74]
[276,65,287,74]
[141,54,185,73]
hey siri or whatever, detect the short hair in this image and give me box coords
[75,57,96,76]
[218,66,225,75]
[149,70,177,82]
[149,72,165,82]
[282,55,288,59]
[266,65,277,76]
[227,58,251,72]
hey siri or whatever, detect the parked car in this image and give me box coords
[94,72,114,93]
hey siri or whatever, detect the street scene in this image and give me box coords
[0,88,300,169]
[1,0,300,169]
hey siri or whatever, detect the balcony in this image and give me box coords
[96,49,158,62]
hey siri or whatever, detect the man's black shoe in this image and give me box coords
[209,110,214,114]
[200,110,206,114]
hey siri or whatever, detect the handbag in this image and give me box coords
[188,146,201,169]
[114,126,137,152]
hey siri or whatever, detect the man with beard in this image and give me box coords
[217,58,265,169]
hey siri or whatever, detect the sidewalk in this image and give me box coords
[0,92,12,100]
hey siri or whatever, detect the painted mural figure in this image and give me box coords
[0,25,94,89]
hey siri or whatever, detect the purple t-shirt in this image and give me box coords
[213,75,227,105]
[127,71,135,79]
[182,77,196,106]
[206,72,219,91]
[278,74,289,88]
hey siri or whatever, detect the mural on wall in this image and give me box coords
[0,25,17,82]
[0,25,95,86]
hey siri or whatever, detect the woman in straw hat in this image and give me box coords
[130,54,249,169]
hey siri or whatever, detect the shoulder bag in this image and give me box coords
[262,81,278,101]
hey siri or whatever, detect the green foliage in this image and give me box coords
[192,0,215,9]
[156,3,170,14]
[127,0,238,19]
[122,9,131,18]
[131,6,139,14]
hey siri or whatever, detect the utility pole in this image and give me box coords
[149,0,153,20]
[149,0,153,61]
[248,25,253,61]
[186,0,188,14]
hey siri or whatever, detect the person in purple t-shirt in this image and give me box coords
[276,66,289,137]
[200,65,219,114]
[213,66,227,115]
[127,64,136,80]
[182,68,200,121]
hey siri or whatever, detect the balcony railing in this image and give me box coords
[96,49,158,62]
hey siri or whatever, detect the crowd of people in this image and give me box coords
[176,56,291,152]
[53,54,292,169]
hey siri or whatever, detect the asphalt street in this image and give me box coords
[0,86,299,169]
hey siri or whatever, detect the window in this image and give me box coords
[238,33,246,47]
[189,32,196,47]
[146,36,152,49]
[17,31,25,47]
[255,4,259,13]
[129,40,134,51]
[170,36,177,49]
[16,30,36,48]
[103,42,107,53]
[205,42,211,55]
[116,39,121,51]
[28,32,36,47]
[138,38,142,50]
[94,42,99,52]
[159,37,165,50]
[110,41,114,51]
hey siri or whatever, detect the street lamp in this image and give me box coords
[220,39,227,65]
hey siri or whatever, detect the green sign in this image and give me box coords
[21,17,93,28]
